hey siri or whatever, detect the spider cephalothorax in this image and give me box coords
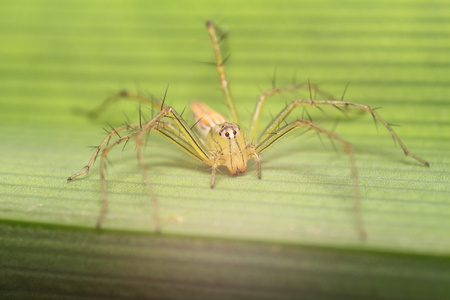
[207,120,248,176]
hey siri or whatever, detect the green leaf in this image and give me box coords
[1,0,450,299]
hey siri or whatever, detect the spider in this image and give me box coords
[68,21,429,238]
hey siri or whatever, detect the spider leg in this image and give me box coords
[69,103,215,231]
[294,99,429,166]
[156,120,209,163]
[134,119,161,233]
[79,90,164,119]
[210,158,220,188]
[133,106,216,230]
[108,106,212,230]
[153,120,227,188]
[255,98,428,166]
[98,128,143,228]
[249,83,335,141]
[156,106,211,161]
[255,120,366,240]
[67,123,141,182]
[156,106,228,187]
[247,144,262,179]
[206,21,240,124]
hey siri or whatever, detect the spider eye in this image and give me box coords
[225,132,230,138]
[233,130,237,135]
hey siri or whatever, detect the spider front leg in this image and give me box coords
[293,99,430,166]
[95,111,181,232]
[67,123,141,182]
[255,120,365,240]
[67,122,142,227]
[69,103,217,231]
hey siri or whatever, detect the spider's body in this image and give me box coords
[68,21,429,238]
[192,101,249,178]
[207,121,248,176]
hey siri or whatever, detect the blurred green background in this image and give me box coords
[1,0,449,299]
